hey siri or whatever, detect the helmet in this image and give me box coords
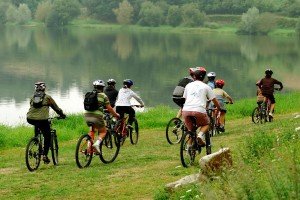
[189,67,196,76]
[265,69,273,76]
[123,79,133,87]
[35,81,46,91]
[215,79,225,87]
[207,72,216,77]
[193,67,207,80]
[93,80,105,87]
[107,79,116,85]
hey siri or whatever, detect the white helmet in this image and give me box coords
[35,81,46,91]
[93,80,105,87]
[207,72,216,77]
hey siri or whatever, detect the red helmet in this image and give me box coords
[195,66,206,72]
[215,79,225,87]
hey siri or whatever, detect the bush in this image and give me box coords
[204,22,220,29]
[256,12,277,35]
[296,18,300,35]
[276,16,298,28]
[113,0,134,25]
[138,1,163,27]
[237,7,260,35]
[0,2,9,24]
[181,3,206,27]
[166,5,181,27]
[16,3,31,24]
[35,0,52,22]
[6,4,18,23]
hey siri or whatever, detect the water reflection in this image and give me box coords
[0,26,299,125]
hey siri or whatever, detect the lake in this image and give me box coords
[0,26,299,126]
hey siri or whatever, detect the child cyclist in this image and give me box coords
[212,79,234,132]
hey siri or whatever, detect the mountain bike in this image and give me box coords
[208,102,230,136]
[114,112,139,146]
[180,116,213,168]
[25,117,63,172]
[75,112,120,168]
[165,117,185,144]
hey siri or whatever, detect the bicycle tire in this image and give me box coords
[75,134,93,168]
[208,116,215,137]
[129,119,139,145]
[99,130,120,164]
[180,132,198,168]
[166,118,183,144]
[25,137,41,172]
[205,132,212,155]
[51,130,59,165]
[252,107,260,123]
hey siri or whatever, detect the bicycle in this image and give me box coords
[75,111,120,168]
[114,111,139,146]
[25,117,63,172]
[208,102,230,136]
[165,117,185,145]
[180,116,213,168]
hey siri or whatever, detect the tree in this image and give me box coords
[181,3,206,27]
[17,3,31,24]
[238,7,260,35]
[35,0,52,22]
[166,5,181,27]
[113,0,134,25]
[46,0,80,27]
[6,4,18,23]
[138,1,163,27]
[0,2,10,24]
[256,12,277,35]
[296,18,300,35]
[82,0,119,22]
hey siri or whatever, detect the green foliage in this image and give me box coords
[276,16,298,28]
[166,5,181,27]
[181,3,206,27]
[256,12,277,35]
[204,22,220,29]
[46,0,80,26]
[138,1,164,27]
[113,0,134,25]
[35,0,52,22]
[0,2,10,24]
[284,0,300,17]
[16,3,31,24]
[6,4,18,23]
[296,18,300,35]
[237,7,260,35]
[82,0,119,22]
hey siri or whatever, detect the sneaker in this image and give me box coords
[219,125,225,132]
[269,112,273,117]
[196,134,206,147]
[43,156,50,164]
[92,140,101,153]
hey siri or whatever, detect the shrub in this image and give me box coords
[204,22,220,29]
[237,7,259,35]
[138,1,163,27]
[35,0,52,22]
[166,5,181,27]
[181,3,206,27]
[0,2,9,24]
[296,18,300,35]
[113,0,134,25]
[256,12,277,35]
[6,4,18,23]
[16,3,31,24]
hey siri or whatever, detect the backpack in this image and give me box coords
[84,90,99,111]
[32,91,45,108]
[172,77,193,97]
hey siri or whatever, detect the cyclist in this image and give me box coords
[256,86,264,105]
[104,79,118,108]
[84,80,119,153]
[212,79,234,132]
[206,71,216,89]
[115,79,144,129]
[256,69,283,118]
[172,67,200,118]
[182,67,221,146]
[26,82,66,164]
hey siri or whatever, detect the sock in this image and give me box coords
[197,131,205,139]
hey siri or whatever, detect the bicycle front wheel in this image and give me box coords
[129,119,139,145]
[51,130,59,165]
[75,134,93,168]
[166,118,183,144]
[99,130,120,164]
[252,107,260,124]
[25,137,41,172]
[180,132,198,168]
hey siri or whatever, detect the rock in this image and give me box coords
[295,127,300,132]
[165,173,207,191]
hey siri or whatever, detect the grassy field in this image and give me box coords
[0,92,299,199]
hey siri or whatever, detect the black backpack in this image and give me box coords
[32,91,45,108]
[84,90,99,111]
[172,77,193,97]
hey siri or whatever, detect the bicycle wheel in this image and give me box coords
[180,132,199,168]
[251,107,260,124]
[75,134,93,168]
[51,130,59,165]
[25,137,41,172]
[129,119,139,145]
[205,132,212,155]
[99,130,120,164]
[166,118,183,144]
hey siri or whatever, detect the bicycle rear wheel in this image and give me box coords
[129,119,139,145]
[180,132,199,168]
[75,134,93,168]
[25,137,41,172]
[166,117,183,144]
[51,130,59,165]
[205,132,212,155]
[252,107,260,124]
[99,130,120,164]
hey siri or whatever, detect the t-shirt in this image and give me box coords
[115,88,144,107]
[212,88,230,100]
[182,80,215,113]
[256,77,282,95]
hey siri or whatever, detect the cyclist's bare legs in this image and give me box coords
[220,112,225,126]
[270,103,275,114]
[176,108,182,118]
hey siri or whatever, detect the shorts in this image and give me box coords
[262,93,275,104]
[172,97,185,108]
[182,111,210,131]
[84,113,105,128]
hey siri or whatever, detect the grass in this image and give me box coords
[0,92,299,199]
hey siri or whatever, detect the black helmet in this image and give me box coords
[193,67,207,80]
[265,69,273,76]
[35,81,46,91]
[107,79,116,85]
[123,79,133,87]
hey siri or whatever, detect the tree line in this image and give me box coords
[0,0,299,35]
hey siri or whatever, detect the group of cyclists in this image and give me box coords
[26,66,283,165]
[26,79,144,163]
